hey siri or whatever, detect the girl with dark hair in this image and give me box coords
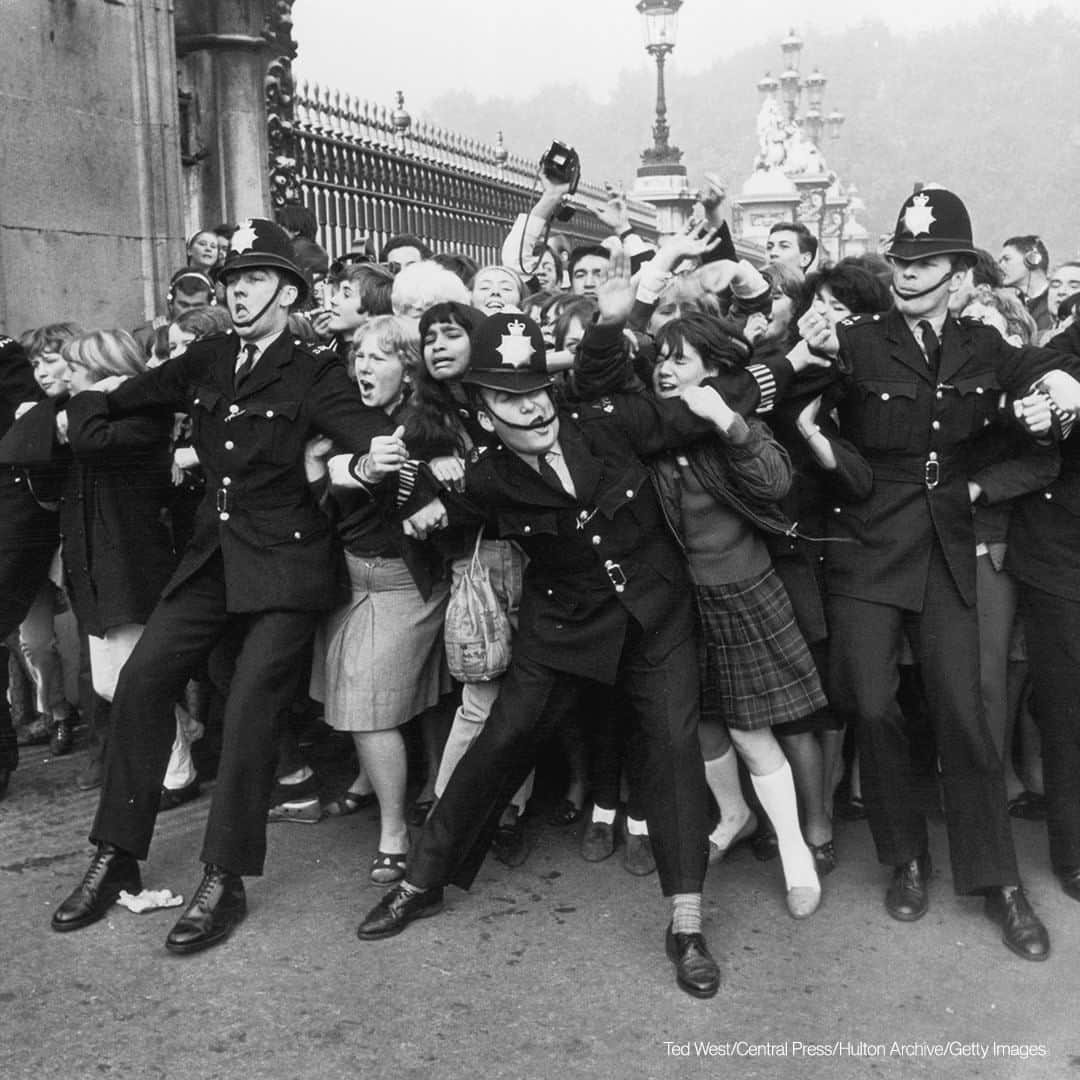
[649,314,827,917]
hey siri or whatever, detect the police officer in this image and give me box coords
[349,311,744,998]
[801,188,1080,960]
[51,219,412,953]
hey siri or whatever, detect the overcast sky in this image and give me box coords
[293,0,1072,111]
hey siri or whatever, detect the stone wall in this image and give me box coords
[0,0,185,336]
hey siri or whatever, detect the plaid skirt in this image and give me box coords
[695,567,827,731]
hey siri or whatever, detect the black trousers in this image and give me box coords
[409,625,709,897]
[1019,583,1080,873]
[829,542,1018,894]
[91,551,319,875]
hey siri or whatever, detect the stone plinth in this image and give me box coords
[731,168,801,248]
[633,162,696,237]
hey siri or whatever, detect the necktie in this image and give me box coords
[537,452,566,493]
[917,320,941,374]
[235,343,258,390]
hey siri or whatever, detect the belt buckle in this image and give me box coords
[924,458,940,490]
[603,559,627,593]
[216,488,231,513]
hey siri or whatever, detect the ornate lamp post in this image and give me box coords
[637,0,683,164]
[632,0,695,234]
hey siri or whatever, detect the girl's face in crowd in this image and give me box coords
[653,339,711,399]
[423,320,471,382]
[31,351,71,398]
[763,289,795,342]
[812,285,853,330]
[327,279,367,333]
[962,301,1011,341]
[535,251,560,291]
[472,269,522,315]
[354,332,408,413]
[168,325,196,360]
[188,231,220,271]
[560,315,587,356]
[647,298,685,337]
[63,356,98,395]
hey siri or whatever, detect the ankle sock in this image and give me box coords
[750,760,818,891]
[591,804,616,826]
[671,892,702,935]
[625,815,648,836]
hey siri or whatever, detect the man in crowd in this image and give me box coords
[131,268,215,360]
[766,222,817,275]
[50,219,413,954]
[999,235,1052,333]
[382,234,432,276]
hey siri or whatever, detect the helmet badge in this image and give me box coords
[903,193,936,238]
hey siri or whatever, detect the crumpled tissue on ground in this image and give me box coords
[116,888,184,913]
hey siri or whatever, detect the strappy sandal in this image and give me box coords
[370,851,407,885]
[324,789,377,817]
[809,839,838,876]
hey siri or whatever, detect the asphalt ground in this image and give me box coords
[1,731,1077,1080]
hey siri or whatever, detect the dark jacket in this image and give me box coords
[100,329,408,613]
[0,395,175,635]
[825,308,1079,610]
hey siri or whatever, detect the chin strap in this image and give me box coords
[891,268,954,302]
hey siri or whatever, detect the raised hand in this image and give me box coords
[596,248,634,326]
[797,307,840,358]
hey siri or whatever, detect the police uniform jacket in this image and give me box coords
[826,308,1077,610]
[100,329,397,613]
[452,390,723,685]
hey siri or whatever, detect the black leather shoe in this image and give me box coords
[356,883,444,940]
[665,923,720,999]
[50,716,74,756]
[1058,866,1080,903]
[885,853,931,922]
[158,778,201,812]
[984,886,1050,961]
[165,865,246,955]
[52,843,141,932]
[492,812,532,868]
[581,819,616,862]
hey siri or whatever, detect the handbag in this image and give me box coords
[444,530,512,682]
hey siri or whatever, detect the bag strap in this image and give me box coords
[470,527,485,573]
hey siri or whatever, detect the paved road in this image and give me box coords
[1,737,1076,1080]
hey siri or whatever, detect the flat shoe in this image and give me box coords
[708,811,758,864]
[547,799,585,827]
[324,789,376,816]
[159,778,201,812]
[786,884,822,919]
[370,851,407,885]
[809,839,837,876]
[1007,790,1048,821]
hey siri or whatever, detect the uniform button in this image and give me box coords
[225,440,235,450]
[931,420,941,430]
[928,452,938,461]
[936,390,943,399]
[880,392,890,401]
[266,410,275,418]
[219,511,230,521]
[591,535,601,545]
[832,506,841,514]
[222,476,232,486]
[193,397,201,406]
[293,530,302,539]
[1045,492,1053,500]
[546,588,553,596]
[228,404,239,414]
[570,412,579,420]
[523,525,531,534]
[625,489,634,497]
[975,387,984,395]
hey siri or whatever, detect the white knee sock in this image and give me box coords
[751,761,818,890]
[704,747,754,847]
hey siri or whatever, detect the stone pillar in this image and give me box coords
[0,0,184,334]
[175,0,277,232]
